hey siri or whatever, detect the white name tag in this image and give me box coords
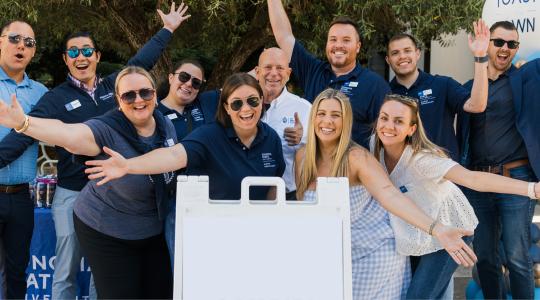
[422,89,433,96]
[166,138,175,147]
[65,99,82,111]
[167,113,178,120]
[349,81,358,87]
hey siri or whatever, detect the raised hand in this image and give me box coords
[468,19,490,57]
[284,112,303,146]
[158,1,191,33]
[0,94,28,130]
[433,223,477,267]
[85,146,129,186]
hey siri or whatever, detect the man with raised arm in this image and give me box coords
[267,0,390,148]
[0,3,190,299]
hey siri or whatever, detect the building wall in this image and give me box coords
[430,30,474,84]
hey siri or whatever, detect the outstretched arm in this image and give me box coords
[444,164,539,198]
[85,144,187,185]
[351,148,477,266]
[463,19,490,113]
[0,95,99,156]
[267,0,295,61]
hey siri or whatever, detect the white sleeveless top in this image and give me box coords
[379,146,478,256]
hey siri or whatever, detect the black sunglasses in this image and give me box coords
[1,33,36,48]
[174,71,204,90]
[229,96,261,111]
[119,88,156,104]
[65,47,96,59]
[490,38,520,49]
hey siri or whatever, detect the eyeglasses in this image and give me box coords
[119,88,156,104]
[229,96,261,111]
[1,34,36,48]
[490,38,520,49]
[174,71,204,90]
[65,47,96,59]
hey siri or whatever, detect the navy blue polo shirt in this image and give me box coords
[290,41,391,148]
[157,90,219,140]
[390,70,469,161]
[181,122,285,200]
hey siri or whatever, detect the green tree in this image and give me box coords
[0,0,483,89]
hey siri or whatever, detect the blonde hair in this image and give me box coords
[372,94,447,160]
[296,89,356,199]
[114,66,156,101]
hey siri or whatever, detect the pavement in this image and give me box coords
[452,202,540,299]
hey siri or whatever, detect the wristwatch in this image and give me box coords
[474,55,489,63]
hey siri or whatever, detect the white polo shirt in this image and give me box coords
[262,88,312,193]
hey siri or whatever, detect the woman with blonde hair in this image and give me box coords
[372,93,540,299]
[0,66,177,298]
[295,88,476,299]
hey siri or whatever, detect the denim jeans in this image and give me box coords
[164,197,176,268]
[51,187,96,300]
[406,236,472,299]
[464,165,536,299]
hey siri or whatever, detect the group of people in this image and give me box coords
[0,0,539,299]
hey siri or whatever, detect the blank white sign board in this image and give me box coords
[174,176,352,300]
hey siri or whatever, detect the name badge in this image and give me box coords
[167,113,178,120]
[421,89,432,96]
[166,138,175,147]
[399,186,408,193]
[348,81,359,87]
[65,100,82,111]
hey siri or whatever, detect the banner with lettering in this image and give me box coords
[483,0,540,61]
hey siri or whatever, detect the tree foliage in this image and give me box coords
[0,0,483,89]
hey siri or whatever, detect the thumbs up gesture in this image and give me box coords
[283,112,303,146]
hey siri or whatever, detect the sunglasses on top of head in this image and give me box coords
[229,96,261,111]
[65,47,96,59]
[490,38,520,49]
[1,33,36,48]
[174,71,204,90]
[119,88,156,104]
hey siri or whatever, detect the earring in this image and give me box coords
[118,106,122,111]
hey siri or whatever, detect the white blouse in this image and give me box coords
[378,146,478,256]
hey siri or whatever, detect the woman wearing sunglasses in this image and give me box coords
[372,94,540,299]
[0,66,177,299]
[295,89,478,299]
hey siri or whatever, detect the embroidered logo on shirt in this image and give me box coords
[261,152,276,168]
[399,186,408,193]
[166,138,175,147]
[99,92,114,101]
[417,89,435,105]
[191,108,204,122]
[65,99,82,111]
[339,81,357,96]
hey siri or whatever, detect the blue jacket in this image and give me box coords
[458,58,540,178]
[0,28,173,191]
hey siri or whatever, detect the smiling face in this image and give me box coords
[116,73,156,128]
[386,37,420,78]
[255,48,291,101]
[488,27,519,73]
[0,21,36,78]
[224,84,262,134]
[325,23,360,71]
[314,98,343,145]
[168,63,203,105]
[376,100,417,148]
[63,36,100,86]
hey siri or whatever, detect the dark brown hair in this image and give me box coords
[329,16,361,41]
[216,73,264,128]
[387,33,420,53]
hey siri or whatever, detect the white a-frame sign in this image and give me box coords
[173,176,352,300]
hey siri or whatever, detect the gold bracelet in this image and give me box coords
[428,220,438,236]
[14,115,29,133]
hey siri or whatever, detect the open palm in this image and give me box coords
[468,19,490,57]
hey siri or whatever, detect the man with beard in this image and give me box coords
[267,0,390,148]
[0,20,47,299]
[385,20,489,161]
[459,20,540,299]
[0,3,189,299]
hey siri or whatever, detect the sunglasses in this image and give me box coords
[119,88,156,104]
[229,96,261,111]
[490,38,520,49]
[1,33,36,48]
[65,47,96,59]
[174,71,204,90]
